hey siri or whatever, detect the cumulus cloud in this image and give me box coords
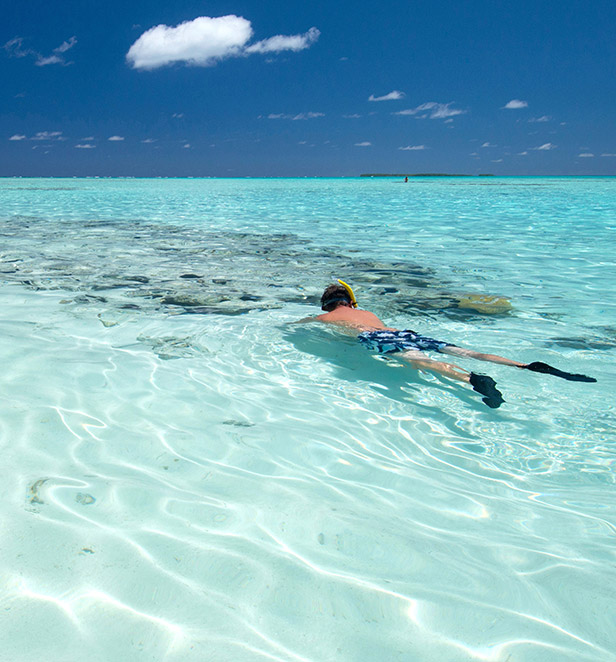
[503,99,528,109]
[9,134,26,141]
[399,145,426,151]
[141,138,157,143]
[368,90,405,102]
[533,142,557,150]
[529,115,550,122]
[354,141,371,147]
[245,27,319,54]
[266,112,324,120]
[127,16,251,69]
[578,153,594,157]
[394,102,465,119]
[127,15,319,70]
[343,113,361,118]
[108,135,125,141]
[601,153,616,157]
[75,143,95,149]
[3,35,77,66]
[481,142,495,147]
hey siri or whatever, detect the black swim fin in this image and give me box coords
[524,361,597,383]
[469,373,505,409]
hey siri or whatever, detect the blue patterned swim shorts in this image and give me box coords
[358,329,454,354]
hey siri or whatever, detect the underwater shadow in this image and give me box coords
[281,324,470,410]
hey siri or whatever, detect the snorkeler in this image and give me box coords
[298,281,596,409]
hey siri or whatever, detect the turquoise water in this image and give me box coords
[1,177,615,661]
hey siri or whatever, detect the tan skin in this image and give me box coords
[300,301,526,383]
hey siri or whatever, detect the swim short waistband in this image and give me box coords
[358,329,454,354]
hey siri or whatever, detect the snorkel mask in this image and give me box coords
[337,279,358,308]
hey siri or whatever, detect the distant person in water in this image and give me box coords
[298,282,596,409]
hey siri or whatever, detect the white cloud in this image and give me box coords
[81,136,95,141]
[528,115,550,122]
[517,151,528,156]
[533,142,557,150]
[183,143,191,148]
[3,37,31,58]
[108,135,125,141]
[481,142,495,148]
[127,16,251,69]
[75,143,95,149]
[9,134,26,141]
[54,36,77,54]
[368,90,405,102]
[399,145,427,151]
[491,159,503,163]
[601,153,616,157]
[343,114,361,118]
[578,153,594,157]
[36,55,63,66]
[172,113,184,118]
[354,141,371,147]
[127,16,319,70]
[503,99,528,109]
[294,112,324,120]
[32,131,64,141]
[267,112,324,120]
[394,102,465,119]
[4,35,77,67]
[141,138,156,143]
[245,27,319,54]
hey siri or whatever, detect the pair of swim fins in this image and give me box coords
[470,362,596,409]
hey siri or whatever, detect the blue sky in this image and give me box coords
[2,0,615,176]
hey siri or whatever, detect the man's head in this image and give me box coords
[320,284,352,311]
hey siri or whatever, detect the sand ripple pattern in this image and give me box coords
[0,287,613,661]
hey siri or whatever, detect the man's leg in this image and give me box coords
[441,345,526,367]
[399,349,505,408]
[399,349,471,382]
[441,345,596,382]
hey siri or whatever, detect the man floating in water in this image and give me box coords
[298,281,596,408]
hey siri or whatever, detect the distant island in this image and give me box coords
[360,173,494,177]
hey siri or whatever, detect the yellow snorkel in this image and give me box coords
[337,279,358,308]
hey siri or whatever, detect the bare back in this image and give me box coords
[315,306,393,334]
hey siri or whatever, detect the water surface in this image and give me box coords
[1,177,615,661]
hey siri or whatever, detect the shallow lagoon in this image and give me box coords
[1,177,615,660]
